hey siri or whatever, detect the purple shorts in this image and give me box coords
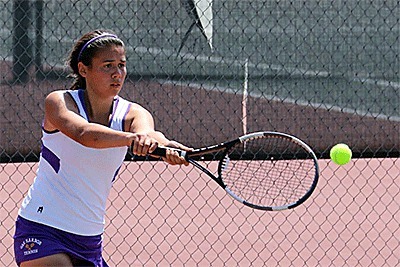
[13,216,108,267]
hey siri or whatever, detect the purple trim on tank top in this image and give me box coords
[41,125,59,134]
[78,90,118,127]
[112,165,121,182]
[41,144,60,173]
[122,102,132,132]
[78,89,90,121]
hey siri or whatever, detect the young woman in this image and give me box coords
[13,29,190,266]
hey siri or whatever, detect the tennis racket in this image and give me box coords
[152,131,319,211]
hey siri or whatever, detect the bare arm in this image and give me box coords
[43,91,134,148]
[44,91,189,164]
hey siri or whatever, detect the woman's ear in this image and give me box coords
[78,62,87,77]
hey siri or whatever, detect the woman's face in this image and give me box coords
[80,44,127,98]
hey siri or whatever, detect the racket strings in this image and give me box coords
[221,136,316,208]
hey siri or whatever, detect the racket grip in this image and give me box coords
[151,146,167,157]
[151,146,185,158]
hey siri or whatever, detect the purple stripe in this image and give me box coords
[122,103,132,132]
[41,145,60,173]
[112,165,121,182]
[78,89,90,121]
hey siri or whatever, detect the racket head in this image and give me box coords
[218,131,319,211]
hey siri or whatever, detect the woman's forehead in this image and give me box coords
[93,45,126,61]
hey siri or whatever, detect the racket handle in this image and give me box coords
[151,146,167,157]
[151,146,186,158]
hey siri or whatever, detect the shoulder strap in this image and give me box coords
[67,89,89,121]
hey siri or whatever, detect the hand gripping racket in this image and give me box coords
[152,131,319,211]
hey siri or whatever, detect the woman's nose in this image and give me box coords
[112,68,122,78]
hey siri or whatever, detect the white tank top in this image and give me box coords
[19,89,132,236]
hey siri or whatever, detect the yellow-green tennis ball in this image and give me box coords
[330,144,352,165]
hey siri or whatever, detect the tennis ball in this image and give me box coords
[330,143,352,165]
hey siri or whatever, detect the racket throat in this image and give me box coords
[189,159,225,188]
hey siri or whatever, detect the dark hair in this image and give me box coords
[67,29,125,90]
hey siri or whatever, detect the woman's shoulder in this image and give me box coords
[115,96,146,111]
[46,89,75,99]
[44,89,80,113]
[118,97,152,122]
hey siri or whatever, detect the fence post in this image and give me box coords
[34,0,44,79]
[12,0,33,83]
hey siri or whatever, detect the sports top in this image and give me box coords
[19,89,131,236]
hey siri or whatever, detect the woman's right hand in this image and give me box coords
[130,133,159,157]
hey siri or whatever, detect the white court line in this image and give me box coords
[159,79,400,122]
[130,46,399,122]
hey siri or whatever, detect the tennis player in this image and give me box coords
[13,29,190,266]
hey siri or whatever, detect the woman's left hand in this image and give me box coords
[162,141,192,166]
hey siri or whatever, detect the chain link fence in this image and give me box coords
[1,0,399,266]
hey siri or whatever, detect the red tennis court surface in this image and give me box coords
[1,158,399,266]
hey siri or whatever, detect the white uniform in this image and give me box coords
[19,89,131,236]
